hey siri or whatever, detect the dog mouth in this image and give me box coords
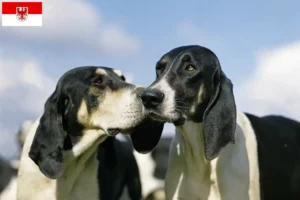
[107,115,147,136]
[148,111,186,126]
[107,128,121,136]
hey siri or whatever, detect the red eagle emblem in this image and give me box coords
[16,7,28,21]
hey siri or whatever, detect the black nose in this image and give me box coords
[140,89,165,108]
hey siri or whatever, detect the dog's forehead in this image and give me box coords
[96,67,124,79]
[95,68,108,76]
[63,67,124,80]
[112,69,123,77]
[159,45,216,64]
[59,67,96,84]
[109,68,126,81]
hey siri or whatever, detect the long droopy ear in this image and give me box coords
[203,70,237,161]
[130,118,164,154]
[29,89,65,179]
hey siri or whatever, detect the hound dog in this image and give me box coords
[132,136,172,200]
[0,155,18,200]
[140,45,300,200]
[97,136,142,200]
[17,119,142,200]
[17,66,164,200]
[0,121,34,200]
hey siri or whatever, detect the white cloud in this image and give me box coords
[0,58,55,115]
[0,0,140,56]
[0,53,55,158]
[236,41,300,120]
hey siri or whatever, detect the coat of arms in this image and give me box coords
[16,7,28,21]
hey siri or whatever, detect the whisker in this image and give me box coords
[175,101,187,105]
[175,106,189,110]
[175,105,188,109]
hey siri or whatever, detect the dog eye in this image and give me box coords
[64,98,69,106]
[93,77,103,85]
[156,62,166,71]
[185,65,196,71]
[120,75,126,81]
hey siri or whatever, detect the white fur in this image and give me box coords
[17,118,107,200]
[133,151,164,198]
[95,68,108,75]
[18,120,34,147]
[0,121,34,200]
[151,78,182,122]
[113,69,123,77]
[89,89,146,132]
[165,112,260,200]
[0,177,17,200]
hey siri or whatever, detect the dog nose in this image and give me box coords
[140,89,165,108]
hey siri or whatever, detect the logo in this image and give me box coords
[16,7,28,21]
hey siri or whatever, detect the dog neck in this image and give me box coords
[63,129,108,165]
[176,121,211,178]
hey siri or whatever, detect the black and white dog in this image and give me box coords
[132,136,172,200]
[140,45,300,200]
[0,155,18,200]
[0,120,34,200]
[16,119,142,200]
[97,136,142,200]
[17,66,164,200]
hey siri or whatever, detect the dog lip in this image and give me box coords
[107,128,120,136]
[149,112,167,122]
[148,111,185,124]
[173,117,186,126]
[148,111,186,126]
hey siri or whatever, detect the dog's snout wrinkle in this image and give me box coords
[140,89,164,108]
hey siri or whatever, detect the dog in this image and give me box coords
[0,155,18,200]
[15,119,141,200]
[97,136,142,200]
[144,187,166,200]
[140,45,300,200]
[17,120,142,200]
[18,120,34,151]
[131,136,172,199]
[150,137,172,181]
[17,66,164,200]
[0,120,34,200]
[140,137,172,200]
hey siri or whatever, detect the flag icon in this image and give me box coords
[2,1,42,26]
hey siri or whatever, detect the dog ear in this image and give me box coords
[203,70,236,161]
[29,88,66,179]
[130,119,164,154]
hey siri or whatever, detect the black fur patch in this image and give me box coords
[246,113,300,200]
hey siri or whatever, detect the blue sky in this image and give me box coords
[1,0,300,159]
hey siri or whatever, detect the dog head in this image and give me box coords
[140,45,236,160]
[17,120,34,149]
[29,66,164,179]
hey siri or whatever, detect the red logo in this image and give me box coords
[16,7,28,21]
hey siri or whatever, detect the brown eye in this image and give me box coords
[185,65,196,71]
[93,76,103,85]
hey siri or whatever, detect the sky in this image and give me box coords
[1,0,300,159]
